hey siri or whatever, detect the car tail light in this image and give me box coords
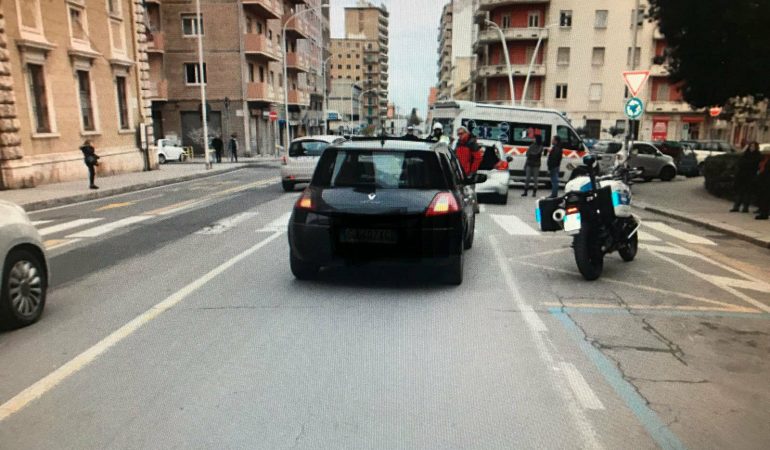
[281,156,287,165]
[495,160,509,171]
[295,190,314,211]
[566,206,579,215]
[425,192,460,217]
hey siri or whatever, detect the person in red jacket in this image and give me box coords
[455,126,483,177]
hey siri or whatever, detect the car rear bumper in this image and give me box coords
[280,167,313,183]
[476,170,509,195]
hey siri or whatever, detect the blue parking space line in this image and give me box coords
[550,309,688,450]
[550,307,770,320]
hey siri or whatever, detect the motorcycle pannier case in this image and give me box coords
[536,197,563,232]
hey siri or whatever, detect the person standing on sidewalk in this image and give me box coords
[211,135,223,163]
[730,141,761,213]
[522,135,544,197]
[546,136,564,198]
[228,133,238,163]
[80,140,100,190]
[755,151,770,220]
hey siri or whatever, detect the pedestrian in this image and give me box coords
[522,134,544,197]
[454,126,483,177]
[730,141,762,213]
[211,135,224,163]
[430,122,450,144]
[755,152,770,220]
[228,133,238,162]
[546,135,564,198]
[80,139,100,189]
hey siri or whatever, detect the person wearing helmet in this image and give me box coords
[430,122,450,144]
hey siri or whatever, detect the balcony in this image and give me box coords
[285,0,307,5]
[285,52,309,72]
[478,0,551,10]
[147,31,165,53]
[647,101,694,113]
[242,0,282,20]
[247,82,281,103]
[473,63,546,78]
[654,28,665,40]
[288,89,310,106]
[244,34,280,62]
[283,15,310,40]
[650,64,669,77]
[477,27,548,45]
[148,79,168,100]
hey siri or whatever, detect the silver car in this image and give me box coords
[629,141,678,181]
[280,135,346,191]
[1,200,48,328]
[475,140,511,204]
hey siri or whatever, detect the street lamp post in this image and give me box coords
[195,0,211,169]
[321,56,332,135]
[522,23,558,108]
[282,4,329,148]
[484,19,515,107]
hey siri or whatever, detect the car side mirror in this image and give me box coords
[466,173,487,185]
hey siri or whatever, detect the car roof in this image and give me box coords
[335,139,441,152]
[292,135,344,143]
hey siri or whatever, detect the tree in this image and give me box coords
[407,108,421,127]
[647,0,769,107]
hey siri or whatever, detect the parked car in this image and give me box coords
[475,140,511,204]
[677,144,700,177]
[288,137,485,285]
[629,142,678,181]
[280,135,346,191]
[681,140,738,174]
[156,138,188,164]
[652,140,685,162]
[1,200,48,328]
[591,140,624,175]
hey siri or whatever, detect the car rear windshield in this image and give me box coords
[313,150,448,189]
[289,140,332,157]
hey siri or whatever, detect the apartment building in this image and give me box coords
[145,0,327,156]
[435,0,473,102]
[0,0,153,189]
[437,3,453,100]
[327,79,361,133]
[470,0,716,141]
[328,1,388,128]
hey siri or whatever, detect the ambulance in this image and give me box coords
[429,100,589,185]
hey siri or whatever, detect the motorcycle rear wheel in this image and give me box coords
[574,230,604,281]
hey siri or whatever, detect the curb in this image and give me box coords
[634,203,770,249]
[19,162,276,212]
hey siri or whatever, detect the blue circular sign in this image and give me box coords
[625,97,644,120]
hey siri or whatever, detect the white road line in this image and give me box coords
[491,214,540,236]
[640,244,699,257]
[31,220,53,226]
[196,212,259,235]
[558,362,605,410]
[257,211,292,232]
[479,204,486,213]
[67,216,152,238]
[707,276,770,293]
[0,230,285,422]
[638,231,662,242]
[38,218,103,237]
[489,235,603,447]
[644,221,716,246]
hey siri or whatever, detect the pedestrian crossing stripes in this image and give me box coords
[38,218,103,237]
[644,221,716,246]
[196,212,259,235]
[491,214,540,236]
[67,216,152,238]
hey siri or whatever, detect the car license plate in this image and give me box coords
[339,228,397,244]
[564,213,582,233]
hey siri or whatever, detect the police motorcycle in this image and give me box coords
[536,154,641,280]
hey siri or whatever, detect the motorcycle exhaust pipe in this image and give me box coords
[552,208,566,222]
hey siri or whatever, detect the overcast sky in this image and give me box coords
[330,0,445,119]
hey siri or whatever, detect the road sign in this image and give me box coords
[622,70,650,97]
[269,110,278,122]
[625,97,644,120]
[709,107,722,117]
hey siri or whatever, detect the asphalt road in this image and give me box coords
[1,167,768,449]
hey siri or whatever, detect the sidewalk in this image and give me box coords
[0,157,280,212]
[632,176,770,249]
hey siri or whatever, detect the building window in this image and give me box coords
[501,15,511,29]
[69,6,87,42]
[595,10,608,28]
[17,0,44,36]
[355,65,360,69]
[555,84,568,100]
[656,82,669,101]
[77,70,95,131]
[116,76,129,130]
[248,63,255,82]
[626,47,641,67]
[557,47,570,66]
[630,8,644,28]
[27,63,51,133]
[589,83,603,102]
[182,14,203,36]
[528,11,540,28]
[592,47,605,66]
[337,64,342,69]
[184,63,207,85]
[107,0,121,16]
[346,64,351,69]
[559,10,572,28]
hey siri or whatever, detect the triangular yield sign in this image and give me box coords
[623,70,650,97]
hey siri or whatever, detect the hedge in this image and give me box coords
[703,153,740,199]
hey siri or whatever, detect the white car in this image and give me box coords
[156,138,188,164]
[280,135,346,191]
[475,139,511,204]
[0,200,48,328]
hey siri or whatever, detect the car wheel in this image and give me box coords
[158,154,167,164]
[444,253,463,285]
[290,252,319,280]
[463,214,475,250]
[1,248,47,329]
[660,166,676,181]
[282,180,295,192]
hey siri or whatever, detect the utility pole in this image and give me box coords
[195,0,211,169]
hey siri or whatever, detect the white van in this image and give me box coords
[430,100,588,185]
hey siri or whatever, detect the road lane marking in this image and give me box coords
[31,220,53,226]
[67,216,152,238]
[489,235,603,448]
[640,244,699,257]
[542,302,759,314]
[558,362,605,410]
[196,212,259,235]
[38,218,103,237]
[0,230,285,423]
[257,212,292,232]
[491,214,540,236]
[144,199,204,216]
[644,221,716,246]
[95,201,136,211]
[43,239,82,251]
[638,231,662,242]
[708,276,770,293]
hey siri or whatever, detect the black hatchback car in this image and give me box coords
[287,138,485,285]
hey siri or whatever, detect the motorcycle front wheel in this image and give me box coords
[573,229,604,280]
[618,232,638,262]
